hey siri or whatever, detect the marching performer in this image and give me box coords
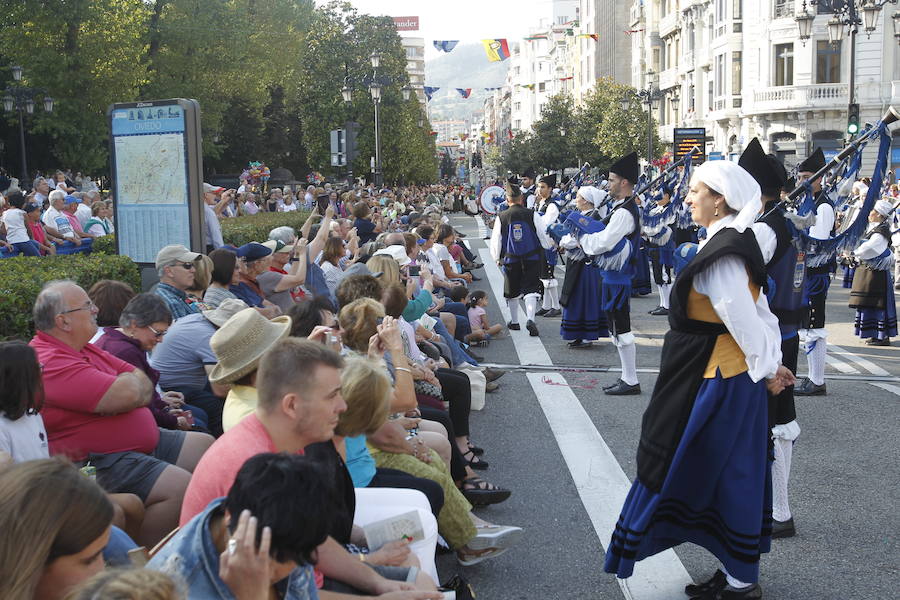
[849,199,897,346]
[522,167,537,209]
[644,185,676,316]
[490,181,553,337]
[577,152,643,396]
[559,186,609,348]
[740,138,804,540]
[535,174,563,318]
[604,159,794,600]
[795,148,834,396]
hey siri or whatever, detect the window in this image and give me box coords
[539,82,546,92]
[773,0,794,19]
[774,43,794,86]
[708,80,714,110]
[688,24,695,52]
[732,51,742,95]
[715,54,726,97]
[715,0,727,36]
[653,48,661,72]
[816,0,838,14]
[733,0,742,20]
[514,102,522,111]
[689,84,696,111]
[816,40,842,83]
[514,120,521,129]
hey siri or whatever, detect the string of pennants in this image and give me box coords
[423,80,574,102]
[432,32,600,63]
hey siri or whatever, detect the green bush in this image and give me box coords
[220,211,312,246]
[91,234,117,255]
[0,255,141,341]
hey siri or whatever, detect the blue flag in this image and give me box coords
[423,86,440,101]
[433,40,459,53]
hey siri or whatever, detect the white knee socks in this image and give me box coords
[508,299,521,324]
[658,283,671,309]
[524,294,539,322]
[617,342,638,385]
[548,285,560,309]
[541,286,552,310]
[772,436,794,522]
[806,338,826,386]
[725,573,752,590]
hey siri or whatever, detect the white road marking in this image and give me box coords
[825,354,860,374]
[479,243,692,600]
[829,344,891,376]
[868,382,900,397]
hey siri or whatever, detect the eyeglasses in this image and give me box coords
[59,300,96,315]
[176,262,196,270]
[147,324,168,339]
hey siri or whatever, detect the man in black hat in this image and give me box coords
[490,181,553,336]
[795,147,833,396]
[580,152,643,395]
[535,173,562,317]
[522,167,537,209]
[741,138,803,540]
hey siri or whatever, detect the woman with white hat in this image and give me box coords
[557,186,609,348]
[604,160,795,599]
[208,308,292,432]
[848,198,898,346]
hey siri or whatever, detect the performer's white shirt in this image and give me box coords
[580,198,635,255]
[535,199,559,230]
[489,205,553,262]
[695,215,782,382]
[750,221,778,265]
[808,199,835,240]
[855,222,889,260]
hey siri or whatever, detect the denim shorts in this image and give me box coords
[89,429,186,501]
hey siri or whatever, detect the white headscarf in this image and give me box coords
[690,161,762,233]
[875,199,893,217]
[577,185,608,208]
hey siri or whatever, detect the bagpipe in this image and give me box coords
[778,107,899,265]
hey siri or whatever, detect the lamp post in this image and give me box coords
[796,1,898,140]
[620,71,664,176]
[2,66,54,185]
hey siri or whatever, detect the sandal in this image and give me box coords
[459,476,510,506]
[462,448,489,470]
[456,546,509,566]
[467,443,484,456]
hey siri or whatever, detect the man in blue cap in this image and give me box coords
[231,242,282,319]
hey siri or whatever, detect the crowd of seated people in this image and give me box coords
[0,183,515,599]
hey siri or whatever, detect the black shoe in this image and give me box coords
[604,380,641,395]
[545,308,562,317]
[482,368,506,382]
[485,381,500,393]
[526,320,539,336]
[685,569,726,598]
[649,306,669,316]
[568,339,594,348]
[507,321,520,331]
[602,378,624,391]
[535,308,550,317]
[702,583,762,599]
[771,517,796,539]
[793,377,826,396]
[472,262,484,269]
[866,337,890,346]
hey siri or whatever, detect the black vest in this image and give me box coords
[604,198,642,268]
[760,204,805,330]
[499,204,541,262]
[849,223,891,309]
[637,228,766,493]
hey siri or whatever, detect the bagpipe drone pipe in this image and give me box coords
[775,107,899,265]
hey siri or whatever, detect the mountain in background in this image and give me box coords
[425,43,510,123]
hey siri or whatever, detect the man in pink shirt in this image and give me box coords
[30,280,213,547]
[181,338,436,598]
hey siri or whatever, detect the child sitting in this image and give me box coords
[465,290,503,345]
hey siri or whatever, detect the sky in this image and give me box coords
[317,0,554,60]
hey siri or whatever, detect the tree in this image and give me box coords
[530,93,576,173]
[499,132,537,176]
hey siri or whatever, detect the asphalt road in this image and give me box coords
[434,214,899,600]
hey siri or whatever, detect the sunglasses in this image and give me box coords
[176,262,196,270]
[147,324,168,339]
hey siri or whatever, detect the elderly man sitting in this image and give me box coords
[29,280,214,547]
[154,244,203,320]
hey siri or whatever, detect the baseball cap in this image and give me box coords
[64,195,80,205]
[23,203,41,213]
[373,245,411,267]
[236,242,273,261]
[155,244,201,269]
[261,239,292,254]
[203,183,225,194]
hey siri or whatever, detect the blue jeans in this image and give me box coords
[432,317,477,367]
[12,240,41,256]
[103,526,138,566]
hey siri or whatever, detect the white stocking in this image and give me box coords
[524,293,539,322]
[540,281,553,310]
[806,337,826,386]
[617,341,638,386]
[772,436,794,522]
[658,283,671,309]
[508,299,521,324]
[547,284,561,309]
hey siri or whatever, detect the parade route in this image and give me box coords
[435,214,900,599]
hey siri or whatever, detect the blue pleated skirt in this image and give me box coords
[854,275,898,340]
[561,264,608,341]
[604,371,772,584]
[843,266,856,289]
[632,245,652,296]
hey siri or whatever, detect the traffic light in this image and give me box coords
[847,103,860,135]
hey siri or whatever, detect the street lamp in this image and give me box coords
[370,52,381,69]
[671,93,681,126]
[621,75,664,175]
[2,66,54,184]
[402,85,412,102]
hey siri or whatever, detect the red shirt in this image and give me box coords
[30,331,160,461]
[28,221,46,248]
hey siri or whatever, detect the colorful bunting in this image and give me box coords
[433,40,459,53]
[481,39,511,62]
[576,33,599,41]
[456,88,472,99]
[524,34,548,41]
[423,86,441,101]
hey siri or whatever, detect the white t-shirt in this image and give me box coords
[0,412,50,463]
[2,207,30,243]
[75,203,92,228]
[280,202,298,212]
[42,207,76,240]
[424,247,446,277]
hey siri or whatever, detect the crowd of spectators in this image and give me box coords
[0,179,516,599]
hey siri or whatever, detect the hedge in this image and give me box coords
[221,211,312,246]
[0,255,141,341]
[92,234,117,255]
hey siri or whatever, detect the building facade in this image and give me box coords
[631,0,900,168]
[401,36,427,104]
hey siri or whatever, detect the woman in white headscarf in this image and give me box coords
[558,186,609,348]
[849,198,897,345]
[604,160,794,599]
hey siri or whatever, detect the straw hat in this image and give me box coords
[202,298,249,328]
[208,308,292,385]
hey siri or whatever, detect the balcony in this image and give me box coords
[660,11,679,38]
[658,67,678,91]
[750,83,849,114]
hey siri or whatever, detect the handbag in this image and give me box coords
[440,574,475,600]
[456,364,486,411]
